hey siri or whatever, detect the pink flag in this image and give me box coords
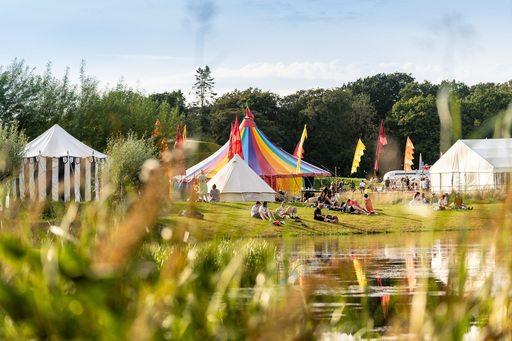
[374,121,388,171]
[227,123,234,161]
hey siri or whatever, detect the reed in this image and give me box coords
[0,162,510,340]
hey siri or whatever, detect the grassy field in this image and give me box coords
[162,191,497,240]
[1,169,510,340]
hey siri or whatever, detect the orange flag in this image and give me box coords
[153,119,172,178]
[404,137,415,171]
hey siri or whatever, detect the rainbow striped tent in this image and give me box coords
[181,112,330,187]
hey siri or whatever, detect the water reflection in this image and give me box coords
[267,231,510,338]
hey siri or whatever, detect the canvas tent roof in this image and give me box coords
[24,124,106,159]
[430,138,512,174]
[182,114,330,181]
[207,154,276,202]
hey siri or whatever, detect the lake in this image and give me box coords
[265,230,510,340]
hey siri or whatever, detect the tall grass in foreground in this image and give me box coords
[0,162,511,340]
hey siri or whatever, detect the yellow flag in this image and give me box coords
[183,125,187,145]
[404,136,415,171]
[350,139,366,174]
[295,125,307,174]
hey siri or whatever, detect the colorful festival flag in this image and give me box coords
[350,139,366,174]
[404,137,415,171]
[232,115,244,159]
[295,125,307,174]
[227,123,234,161]
[152,119,172,178]
[174,123,186,175]
[245,106,254,120]
[374,120,388,171]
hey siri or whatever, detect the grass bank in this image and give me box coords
[162,194,496,240]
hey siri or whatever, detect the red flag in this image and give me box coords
[233,115,244,159]
[374,121,388,171]
[245,106,254,120]
[174,123,186,175]
[227,123,234,161]
[293,141,300,157]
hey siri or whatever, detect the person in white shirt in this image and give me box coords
[251,201,262,218]
[359,180,366,194]
[259,201,276,220]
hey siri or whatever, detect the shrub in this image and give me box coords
[0,123,27,182]
[102,132,156,201]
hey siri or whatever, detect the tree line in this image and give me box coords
[1,59,511,178]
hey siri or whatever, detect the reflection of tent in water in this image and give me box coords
[206,154,275,202]
[181,109,330,190]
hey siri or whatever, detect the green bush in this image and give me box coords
[101,132,156,201]
[0,123,27,182]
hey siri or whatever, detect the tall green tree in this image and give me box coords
[344,72,414,124]
[388,94,439,165]
[192,66,216,134]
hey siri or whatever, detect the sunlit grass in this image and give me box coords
[0,164,511,340]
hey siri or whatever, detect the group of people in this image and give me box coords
[409,191,431,205]
[251,201,300,221]
[189,170,220,202]
[313,193,378,223]
[433,193,473,210]
[409,191,473,210]
[384,176,430,192]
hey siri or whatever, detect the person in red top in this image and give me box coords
[347,198,369,214]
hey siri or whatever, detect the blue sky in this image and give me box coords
[1,0,511,101]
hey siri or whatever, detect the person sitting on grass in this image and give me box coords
[209,184,220,202]
[434,194,449,210]
[275,201,299,219]
[431,193,439,206]
[325,191,338,207]
[251,201,262,218]
[363,193,377,214]
[409,191,421,205]
[317,191,327,207]
[421,193,430,204]
[347,199,369,214]
[450,193,473,210]
[314,203,337,223]
[259,201,277,221]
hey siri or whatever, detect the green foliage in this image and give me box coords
[1,58,512,178]
[389,94,439,165]
[0,122,28,182]
[344,72,415,124]
[102,132,157,200]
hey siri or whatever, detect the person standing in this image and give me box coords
[197,170,208,202]
[339,179,346,193]
[359,180,366,194]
